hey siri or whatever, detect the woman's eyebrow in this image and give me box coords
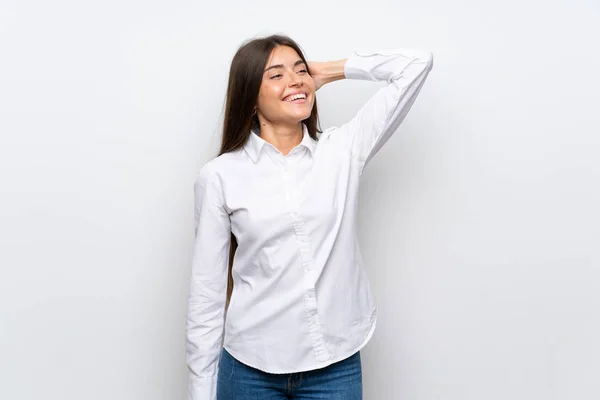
[264,59,306,72]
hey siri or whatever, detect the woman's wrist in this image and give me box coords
[309,59,347,90]
[321,59,347,85]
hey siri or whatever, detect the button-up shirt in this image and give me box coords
[187,47,434,400]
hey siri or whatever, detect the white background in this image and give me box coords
[1,0,599,399]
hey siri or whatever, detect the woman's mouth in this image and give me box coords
[282,92,307,103]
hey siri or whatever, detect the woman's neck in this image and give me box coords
[257,122,303,156]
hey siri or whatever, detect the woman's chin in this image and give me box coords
[281,103,313,121]
[268,110,312,125]
[292,111,312,123]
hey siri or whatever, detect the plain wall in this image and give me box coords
[1,0,599,399]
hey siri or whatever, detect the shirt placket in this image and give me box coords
[278,152,330,364]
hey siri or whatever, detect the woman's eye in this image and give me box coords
[270,74,282,79]
[298,69,307,73]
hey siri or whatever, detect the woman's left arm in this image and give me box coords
[310,49,434,172]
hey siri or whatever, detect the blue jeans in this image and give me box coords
[217,348,363,399]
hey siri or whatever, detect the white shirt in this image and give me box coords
[187,47,434,400]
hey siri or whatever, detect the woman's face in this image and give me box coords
[256,45,315,126]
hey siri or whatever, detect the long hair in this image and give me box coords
[218,34,321,309]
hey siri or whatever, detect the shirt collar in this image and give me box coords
[244,123,316,163]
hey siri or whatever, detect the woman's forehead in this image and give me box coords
[267,46,302,66]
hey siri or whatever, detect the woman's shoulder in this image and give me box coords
[316,124,353,149]
[194,149,244,186]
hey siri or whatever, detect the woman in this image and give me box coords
[187,34,433,400]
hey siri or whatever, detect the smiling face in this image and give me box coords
[255,45,316,127]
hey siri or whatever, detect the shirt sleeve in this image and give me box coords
[335,48,434,173]
[186,163,231,400]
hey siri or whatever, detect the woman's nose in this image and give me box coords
[289,74,303,87]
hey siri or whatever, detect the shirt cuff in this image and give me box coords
[188,374,217,400]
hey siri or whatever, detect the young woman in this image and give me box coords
[187,34,433,400]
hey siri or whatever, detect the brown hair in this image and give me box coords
[218,34,322,309]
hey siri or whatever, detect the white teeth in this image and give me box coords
[284,93,306,101]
